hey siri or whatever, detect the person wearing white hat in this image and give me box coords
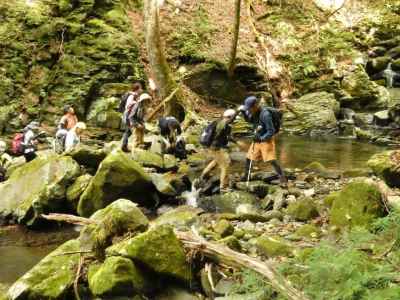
[200,109,238,193]
[128,93,152,150]
[65,122,87,152]
[23,121,41,162]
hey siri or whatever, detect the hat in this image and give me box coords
[223,109,236,118]
[243,96,258,110]
[139,93,152,102]
[75,122,87,130]
[27,121,40,130]
[0,141,6,152]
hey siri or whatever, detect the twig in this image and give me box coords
[41,213,97,226]
[73,254,84,300]
[145,86,180,122]
[54,250,93,257]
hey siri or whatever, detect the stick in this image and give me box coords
[54,250,93,257]
[41,213,97,226]
[146,86,180,122]
[73,254,84,300]
[176,230,309,300]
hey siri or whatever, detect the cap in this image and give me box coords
[139,93,152,102]
[243,96,258,110]
[0,140,6,152]
[28,121,40,130]
[75,122,86,130]
[223,109,236,118]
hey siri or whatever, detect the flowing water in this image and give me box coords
[0,136,390,287]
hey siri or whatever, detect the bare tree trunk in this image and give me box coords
[227,0,241,77]
[144,0,184,119]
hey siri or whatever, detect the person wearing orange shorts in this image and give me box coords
[239,96,287,185]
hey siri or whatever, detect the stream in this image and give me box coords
[0,136,389,288]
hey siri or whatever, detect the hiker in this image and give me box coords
[23,121,41,162]
[127,93,152,151]
[158,116,186,159]
[0,141,12,182]
[65,122,87,152]
[239,96,287,185]
[200,109,238,193]
[121,83,143,152]
[55,105,78,153]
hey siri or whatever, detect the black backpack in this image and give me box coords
[119,92,133,113]
[199,120,218,147]
[264,107,283,134]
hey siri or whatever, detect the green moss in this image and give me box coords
[303,161,327,173]
[287,198,319,221]
[329,182,385,229]
[251,236,294,258]
[218,236,242,252]
[214,219,234,238]
[367,151,400,187]
[153,206,201,228]
[66,174,92,210]
[107,225,192,283]
[294,224,321,239]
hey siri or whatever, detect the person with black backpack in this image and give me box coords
[200,109,237,193]
[239,96,287,185]
[121,83,143,152]
[158,116,187,159]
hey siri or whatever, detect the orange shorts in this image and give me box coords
[247,136,276,162]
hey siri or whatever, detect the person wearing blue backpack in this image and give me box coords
[239,96,287,186]
[200,109,238,193]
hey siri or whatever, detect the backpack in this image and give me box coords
[11,133,24,155]
[199,121,218,147]
[119,92,134,113]
[264,107,283,134]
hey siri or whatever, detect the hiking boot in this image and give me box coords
[279,176,288,188]
[121,145,129,153]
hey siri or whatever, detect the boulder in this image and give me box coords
[66,145,107,171]
[392,58,400,71]
[107,225,192,283]
[199,191,258,214]
[235,181,271,198]
[341,67,389,110]
[373,110,391,126]
[150,173,177,196]
[8,239,81,300]
[366,56,391,75]
[329,181,385,229]
[286,197,319,221]
[79,199,149,252]
[250,236,293,257]
[294,224,321,239]
[66,174,92,210]
[214,219,234,238]
[132,149,178,171]
[0,155,80,225]
[87,97,121,129]
[367,151,400,187]
[88,256,146,296]
[283,92,339,135]
[153,205,202,229]
[77,150,155,217]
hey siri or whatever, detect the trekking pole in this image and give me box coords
[246,142,255,187]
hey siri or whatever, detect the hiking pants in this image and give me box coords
[24,151,37,162]
[122,127,132,149]
[202,148,231,189]
[132,126,144,148]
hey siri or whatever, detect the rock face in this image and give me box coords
[368,151,400,187]
[0,155,80,225]
[329,182,385,229]
[283,92,339,135]
[77,150,155,217]
[66,174,92,210]
[8,239,81,300]
[107,225,192,283]
[88,256,146,296]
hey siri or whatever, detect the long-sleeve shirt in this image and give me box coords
[212,119,233,149]
[23,130,37,154]
[247,107,275,142]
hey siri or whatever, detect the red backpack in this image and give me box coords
[11,133,24,155]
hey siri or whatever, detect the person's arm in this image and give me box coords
[257,110,275,141]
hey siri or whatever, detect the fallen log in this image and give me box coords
[176,230,309,300]
[145,86,180,122]
[41,213,97,226]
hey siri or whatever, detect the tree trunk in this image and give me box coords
[144,0,184,119]
[227,0,241,77]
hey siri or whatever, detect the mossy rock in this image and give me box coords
[342,168,371,178]
[79,199,149,253]
[107,225,192,283]
[131,149,164,170]
[66,145,107,171]
[323,191,339,208]
[156,287,202,300]
[251,236,293,257]
[88,256,147,296]
[200,191,257,214]
[218,236,242,252]
[329,182,385,229]
[287,198,319,221]
[153,205,202,229]
[66,174,92,210]
[235,181,271,198]
[0,155,80,226]
[214,219,234,238]
[303,161,327,174]
[367,151,400,187]
[294,224,321,239]
[8,239,81,300]
[77,150,155,217]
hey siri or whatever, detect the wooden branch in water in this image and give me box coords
[146,86,180,122]
[175,230,310,300]
[41,213,97,226]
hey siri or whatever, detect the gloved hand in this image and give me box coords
[253,135,261,143]
[238,105,246,112]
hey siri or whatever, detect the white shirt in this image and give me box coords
[65,131,80,152]
[125,93,137,111]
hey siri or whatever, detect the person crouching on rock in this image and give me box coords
[158,116,187,159]
[200,109,238,193]
[0,140,12,182]
[239,96,287,186]
[23,121,41,162]
[128,93,152,151]
[55,105,78,153]
[65,122,87,152]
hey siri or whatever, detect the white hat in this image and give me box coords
[223,109,236,118]
[0,141,6,152]
[75,122,87,130]
[139,93,152,102]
